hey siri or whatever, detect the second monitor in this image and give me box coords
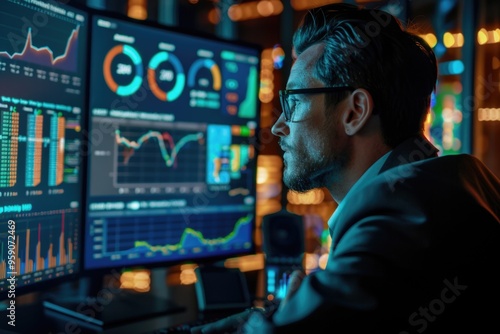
[84,13,261,271]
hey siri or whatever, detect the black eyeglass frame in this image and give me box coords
[279,86,354,122]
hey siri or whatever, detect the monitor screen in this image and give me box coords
[84,14,260,270]
[0,0,88,297]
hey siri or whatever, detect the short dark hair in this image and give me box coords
[293,4,438,147]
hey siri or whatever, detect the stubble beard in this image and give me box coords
[283,150,346,193]
[283,134,349,193]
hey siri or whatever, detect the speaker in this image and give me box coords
[194,266,252,312]
[262,210,305,263]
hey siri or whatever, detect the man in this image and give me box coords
[193,3,500,333]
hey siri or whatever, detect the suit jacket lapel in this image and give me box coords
[328,135,439,253]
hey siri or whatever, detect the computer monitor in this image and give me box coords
[83,12,260,272]
[0,0,88,299]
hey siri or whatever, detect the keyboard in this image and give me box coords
[147,303,278,333]
[147,317,223,333]
[145,311,233,334]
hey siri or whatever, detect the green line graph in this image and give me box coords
[133,213,252,254]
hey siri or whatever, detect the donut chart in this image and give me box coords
[103,45,143,96]
[147,51,185,101]
[187,58,221,90]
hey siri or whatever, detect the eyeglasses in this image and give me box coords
[279,86,354,122]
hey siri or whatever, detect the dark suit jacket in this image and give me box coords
[267,136,500,333]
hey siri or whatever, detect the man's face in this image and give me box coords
[271,44,350,192]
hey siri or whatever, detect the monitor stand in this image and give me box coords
[43,269,185,329]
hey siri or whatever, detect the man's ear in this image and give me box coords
[341,89,374,136]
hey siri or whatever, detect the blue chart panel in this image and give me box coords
[115,125,206,185]
[87,212,253,268]
[206,125,231,184]
[221,51,259,118]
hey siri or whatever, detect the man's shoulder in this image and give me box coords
[340,153,499,216]
[332,153,500,244]
[389,153,482,173]
[407,153,484,170]
[374,153,495,192]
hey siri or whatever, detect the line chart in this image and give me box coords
[133,213,253,254]
[89,212,253,266]
[114,126,206,185]
[0,27,80,72]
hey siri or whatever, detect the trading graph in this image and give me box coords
[0,27,80,72]
[0,1,85,73]
[0,209,79,288]
[0,101,82,189]
[87,212,253,268]
[115,125,206,185]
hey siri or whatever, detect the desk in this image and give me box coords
[0,269,263,334]
[0,284,198,334]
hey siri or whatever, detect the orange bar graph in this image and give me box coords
[68,238,73,264]
[59,213,66,265]
[36,241,43,271]
[0,260,5,279]
[56,117,65,185]
[25,228,30,274]
[3,214,76,276]
[33,115,43,186]
[48,243,55,268]
[36,223,43,271]
[16,235,20,274]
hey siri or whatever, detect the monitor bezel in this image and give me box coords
[0,0,91,301]
[80,5,262,276]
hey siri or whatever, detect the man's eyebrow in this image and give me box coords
[285,81,301,90]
